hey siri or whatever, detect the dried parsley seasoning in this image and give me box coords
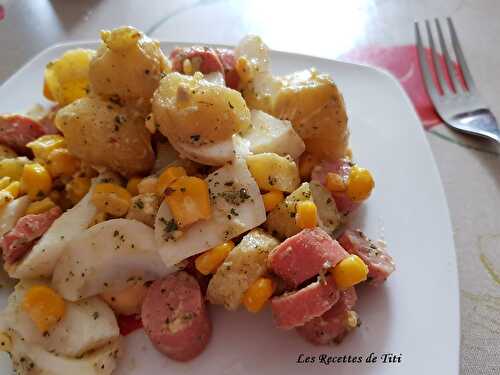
[230,208,239,216]
[218,188,251,206]
[268,175,277,186]
[134,199,144,209]
[159,217,178,241]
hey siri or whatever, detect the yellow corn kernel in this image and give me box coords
[0,176,11,190]
[346,166,374,202]
[100,283,149,316]
[332,254,368,290]
[262,190,284,212]
[137,176,158,194]
[4,181,20,197]
[20,163,52,199]
[156,166,187,195]
[243,277,275,313]
[26,197,57,215]
[0,180,21,207]
[195,241,235,275]
[182,59,193,75]
[126,177,142,196]
[235,56,253,84]
[346,310,358,329]
[27,135,66,161]
[66,176,91,204]
[295,200,318,229]
[0,332,11,352]
[0,157,30,180]
[92,183,132,217]
[46,148,80,177]
[22,285,65,332]
[164,176,211,228]
[325,172,346,193]
[89,211,108,227]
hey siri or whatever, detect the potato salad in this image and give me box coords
[0,26,395,373]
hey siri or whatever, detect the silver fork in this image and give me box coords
[415,18,500,143]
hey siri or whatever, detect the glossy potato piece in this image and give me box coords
[266,181,341,240]
[89,26,168,107]
[272,69,349,161]
[152,72,250,165]
[44,49,95,106]
[206,229,279,310]
[55,96,154,177]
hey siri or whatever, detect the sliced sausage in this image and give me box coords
[170,47,239,89]
[271,275,339,329]
[0,114,46,154]
[170,46,224,75]
[268,228,348,288]
[216,48,239,89]
[338,229,395,286]
[1,206,62,264]
[141,271,211,362]
[311,158,359,216]
[296,287,358,345]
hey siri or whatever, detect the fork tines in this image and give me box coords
[415,18,476,99]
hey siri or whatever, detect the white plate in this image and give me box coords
[0,42,459,375]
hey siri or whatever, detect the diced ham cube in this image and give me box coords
[297,287,358,345]
[338,229,395,286]
[311,158,359,216]
[1,207,62,264]
[0,114,46,155]
[271,275,339,329]
[268,228,348,287]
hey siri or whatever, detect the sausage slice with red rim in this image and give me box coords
[141,271,211,362]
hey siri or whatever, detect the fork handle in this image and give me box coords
[449,110,500,143]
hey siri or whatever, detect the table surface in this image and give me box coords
[0,0,499,374]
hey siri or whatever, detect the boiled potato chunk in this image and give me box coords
[235,35,349,161]
[266,181,340,239]
[246,152,300,192]
[206,228,279,310]
[241,110,305,160]
[152,72,250,165]
[55,96,154,177]
[272,69,349,161]
[89,26,168,107]
[44,49,95,106]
